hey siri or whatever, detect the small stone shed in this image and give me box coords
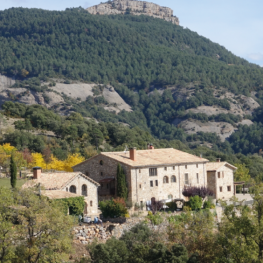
[22,167,100,217]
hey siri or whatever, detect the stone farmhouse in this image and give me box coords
[207,162,237,200]
[73,147,237,204]
[22,167,100,216]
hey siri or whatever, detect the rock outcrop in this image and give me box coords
[87,0,179,25]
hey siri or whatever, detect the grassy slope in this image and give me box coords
[0,178,27,188]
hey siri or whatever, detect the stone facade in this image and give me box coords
[73,149,236,203]
[62,174,99,216]
[130,163,207,203]
[207,164,235,200]
[73,149,212,204]
[87,0,179,25]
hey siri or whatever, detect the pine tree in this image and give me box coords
[10,154,17,188]
[116,163,128,200]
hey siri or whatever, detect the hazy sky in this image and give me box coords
[1,0,262,66]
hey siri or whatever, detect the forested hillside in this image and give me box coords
[0,7,262,94]
[1,6,263,169]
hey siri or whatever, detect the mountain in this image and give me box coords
[1,5,263,157]
[87,0,179,25]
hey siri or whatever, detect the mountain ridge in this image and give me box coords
[87,0,179,25]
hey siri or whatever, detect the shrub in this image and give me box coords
[183,206,191,212]
[189,196,202,211]
[166,201,177,211]
[182,186,214,199]
[99,198,128,218]
[147,212,163,225]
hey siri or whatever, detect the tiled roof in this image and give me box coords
[22,172,99,190]
[206,162,237,171]
[42,190,82,199]
[100,148,208,167]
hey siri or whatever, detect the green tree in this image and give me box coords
[24,118,33,131]
[15,189,73,263]
[0,187,17,262]
[234,163,250,182]
[116,163,128,200]
[217,186,263,262]
[168,211,219,263]
[10,154,17,188]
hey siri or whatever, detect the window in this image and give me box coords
[196,173,199,184]
[196,164,198,168]
[90,201,93,206]
[101,183,103,188]
[185,174,189,185]
[227,186,231,192]
[164,167,167,171]
[149,168,157,176]
[106,184,109,189]
[220,186,223,192]
[155,180,158,186]
[173,166,175,170]
[222,171,224,178]
[150,181,153,187]
[163,176,169,184]
[82,184,87,196]
[218,172,220,178]
[139,169,141,173]
[69,185,76,194]
[139,184,142,188]
[185,165,187,169]
[66,187,68,192]
[101,172,103,176]
[171,175,176,183]
[100,160,103,165]
[168,194,173,199]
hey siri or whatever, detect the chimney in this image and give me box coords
[148,144,154,150]
[129,148,137,161]
[216,158,221,163]
[33,167,42,179]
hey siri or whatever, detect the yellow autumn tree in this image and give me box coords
[30,153,46,168]
[48,155,65,171]
[63,153,85,172]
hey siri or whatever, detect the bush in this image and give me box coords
[99,198,128,218]
[147,212,163,225]
[166,201,177,211]
[189,196,202,211]
[203,197,215,209]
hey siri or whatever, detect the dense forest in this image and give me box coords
[0,7,263,95]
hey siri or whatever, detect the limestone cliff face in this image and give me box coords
[87,0,179,25]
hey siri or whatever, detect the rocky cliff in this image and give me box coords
[87,0,179,25]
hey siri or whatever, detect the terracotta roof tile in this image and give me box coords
[22,172,99,190]
[206,162,237,171]
[42,190,82,199]
[101,148,209,167]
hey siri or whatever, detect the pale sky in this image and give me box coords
[1,0,262,66]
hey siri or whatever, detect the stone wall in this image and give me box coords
[87,0,179,25]
[73,154,132,201]
[73,216,168,244]
[130,162,207,203]
[62,174,99,216]
[73,154,208,204]
[207,165,234,200]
